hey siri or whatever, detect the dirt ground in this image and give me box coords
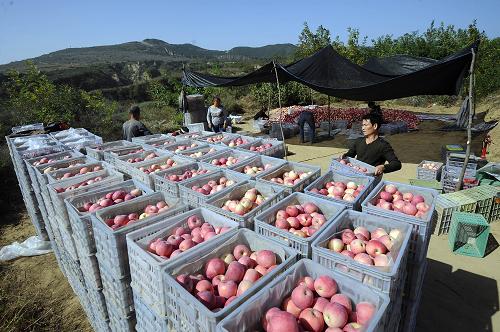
[0,102,498,331]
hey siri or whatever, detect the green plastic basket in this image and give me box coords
[448,212,490,257]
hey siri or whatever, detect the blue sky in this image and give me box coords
[0,0,498,65]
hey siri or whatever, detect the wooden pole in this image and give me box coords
[456,48,476,191]
[328,95,331,137]
[273,61,288,160]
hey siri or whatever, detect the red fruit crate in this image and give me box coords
[256,161,321,194]
[304,170,374,211]
[178,169,249,207]
[126,207,239,316]
[254,192,345,258]
[152,162,219,198]
[92,192,188,279]
[162,229,299,332]
[216,259,389,332]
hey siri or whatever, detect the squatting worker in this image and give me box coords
[122,105,152,141]
[298,111,315,144]
[207,97,227,133]
[342,112,401,175]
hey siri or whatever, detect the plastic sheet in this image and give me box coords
[0,236,52,261]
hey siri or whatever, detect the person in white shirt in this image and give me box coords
[207,97,227,133]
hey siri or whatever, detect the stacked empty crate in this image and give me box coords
[441,153,479,193]
[360,180,439,332]
[91,191,188,331]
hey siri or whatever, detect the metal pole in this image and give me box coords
[456,48,476,191]
[273,61,288,160]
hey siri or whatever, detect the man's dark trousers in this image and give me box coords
[298,111,315,143]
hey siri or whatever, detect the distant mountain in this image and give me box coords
[0,39,297,72]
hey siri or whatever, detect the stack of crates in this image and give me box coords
[91,192,188,331]
[442,153,479,193]
[475,185,500,222]
[448,212,490,258]
[435,192,478,235]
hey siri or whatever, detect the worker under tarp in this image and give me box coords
[182,42,478,101]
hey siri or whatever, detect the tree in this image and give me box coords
[296,23,332,59]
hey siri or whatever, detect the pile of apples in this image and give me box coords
[188,148,217,159]
[173,143,198,153]
[150,140,173,147]
[210,156,244,167]
[43,162,85,174]
[54,175,104,193]
[148,215,232,259]
[175,244,279,310]
[190,177,236,195]
[55,165,103,180]
[77,188,143,213]
[206,135,225,143]
[420,162,440,171]
[32,155,71,166]
[374,184,431,218]
[338,159,369,174]
[327,226,402,267]
[225,137,249,147]
[261,275,376,332]
[249,142,274,153]
[309,180,366,202]
[221,188,266,216]
[104,200,170,230]
[241,163,274,176]
[166,168,211,182]
[273,203,327,238]
[116,148,144,156]
[126,152,159,163]
[138,159,178,174]
[269,170,313,186]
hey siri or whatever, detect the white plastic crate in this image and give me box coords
[196,132,239,145]
[123,154,192,189]
[237,138,285,158]
[256,161,321,194]
[85,282,109,321]
[361,180,438,263]
[217,259,389,332]
[45,160,110,184]
[111,148,161,173]
[163,229,299,332]
[65,179,153,256]
[78,250,103,290]
[100,265,135,317]
[106,294,136,332]
[131,133,169,143]
[219,135,260,149]
[254,192,345,257]
[25,150,84,188]
[152,162,218,198]
[201,148,256,170]
[138,136,176,148]
[86,140,137,160]
[156,139,207,155]
[134,294,169,332]
[177,144,229,161]
[205,180,287,229]
[102,145,146,166]
[304,170,374,210]
[34,156,91,188]
[178,169,249,207]
[311,210,411,330]
[173,130,215,142]
[92,192,188,278]
[417,160,443,181]
[126,208,239,316]
[228,155,286,180]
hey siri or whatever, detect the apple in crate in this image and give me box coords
[373,184,430,218]
[269,170,313,186]
[249,142,274,152]
[338,159,368,173]
[191,177,235,195]
[220,188,267,216]
[226,137,249,147]
[54,176,104,193]
[138,158,177,174]
[104,199,169,230]
[310,180,366,202]
[166,168,210,182]
[77,188,143,213]
[272,202,327,238]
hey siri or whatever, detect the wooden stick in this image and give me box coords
[273,61,288,160]
[456,48,476,191]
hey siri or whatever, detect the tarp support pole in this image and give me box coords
[456,47,476,191]
[273,61,288,160]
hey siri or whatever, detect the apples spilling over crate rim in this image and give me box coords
[148,215,233,259]
[32,155,71,166]
[374,184,431,218]
[77,188,144,213]
[191,177,236,195]
[273,202,327,238]
[269,170,313,186]
[138,158,178,174]
[241,163,274,176]
[54,175,105,193]
[262,275,377,332]
[327,226,404,267]
[165,168,211,182]
[55,165,103,179]
[221,188,267,216]
[126,152,159,163]
[175,245,280,310]
[188,147,218,158]
[309,181,366,202]
[104,200,170,230]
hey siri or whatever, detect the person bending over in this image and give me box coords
[343,112,401,175]
[122,105,152,141]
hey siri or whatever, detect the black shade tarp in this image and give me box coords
[182,42,478,101]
